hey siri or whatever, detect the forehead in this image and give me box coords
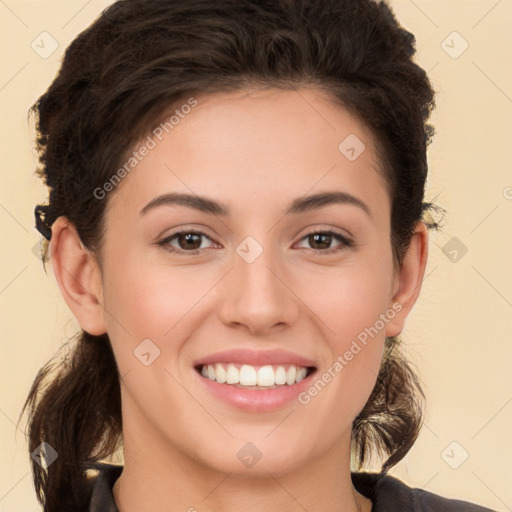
[104,87,389,223]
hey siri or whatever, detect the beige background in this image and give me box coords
[1,1,511,510]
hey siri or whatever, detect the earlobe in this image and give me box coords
[385,221,429,338]
[50,216,107,336]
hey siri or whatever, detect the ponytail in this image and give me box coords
[18,331,122,511]
[352,335,424,472]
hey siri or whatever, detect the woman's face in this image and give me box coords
[78,88,418,475]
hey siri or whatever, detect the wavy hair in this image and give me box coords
[20,0,439,510]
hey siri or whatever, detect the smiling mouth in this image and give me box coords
[195,363,317,389]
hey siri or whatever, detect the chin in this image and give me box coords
[198,434,317,477]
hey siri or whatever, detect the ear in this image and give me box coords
[49,216,107,336]
[385,221,429,337]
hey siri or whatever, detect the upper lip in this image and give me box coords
[193,349,317,368]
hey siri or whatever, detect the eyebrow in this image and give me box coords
[140,191,371,218]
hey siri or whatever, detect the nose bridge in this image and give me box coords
[218,233,299,333]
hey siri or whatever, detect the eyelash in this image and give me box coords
[156,228,354,256]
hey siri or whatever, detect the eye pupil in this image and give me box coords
[179,233,202,250]
[310,233,331,249]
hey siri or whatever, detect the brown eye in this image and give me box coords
[175,232,203,250]
[296,229,353,255]
[158,230,216,254]
[308,232,333,250]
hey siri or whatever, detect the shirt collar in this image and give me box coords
[87,462,413,512]
[88,463,122,512]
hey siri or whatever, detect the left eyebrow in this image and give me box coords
[139,191,372,218]
[140,192,230,216]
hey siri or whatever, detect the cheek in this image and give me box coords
[304,252,395,344]
[102,250,198,334]
[99,255,205,418]
[100,250,228,387]
[296,253,394,417]
[99,251,186,375]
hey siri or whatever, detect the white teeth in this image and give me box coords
[239,365,257,386]
[215,363,226,384]
[200,363,311,387]
[275,366,287,385]
[296,367,307,382]
[286,366,297,385]
[226,363,239,384]
[257,365,275,386]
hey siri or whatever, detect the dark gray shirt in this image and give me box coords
[87,463,497,511]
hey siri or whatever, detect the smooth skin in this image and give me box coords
[50,87,428,512]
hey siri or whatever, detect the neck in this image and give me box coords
[113,443,371,511]
[112,400,372,512]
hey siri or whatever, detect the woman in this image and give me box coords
[21,0,497,510]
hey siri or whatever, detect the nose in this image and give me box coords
[217,240,300,336]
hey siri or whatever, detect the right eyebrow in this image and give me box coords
[286,191,371,218]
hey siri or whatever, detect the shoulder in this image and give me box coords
[351,471,498,512]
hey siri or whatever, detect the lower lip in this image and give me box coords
[196,369,316,412]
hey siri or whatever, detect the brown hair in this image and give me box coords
[20,0,439,510]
